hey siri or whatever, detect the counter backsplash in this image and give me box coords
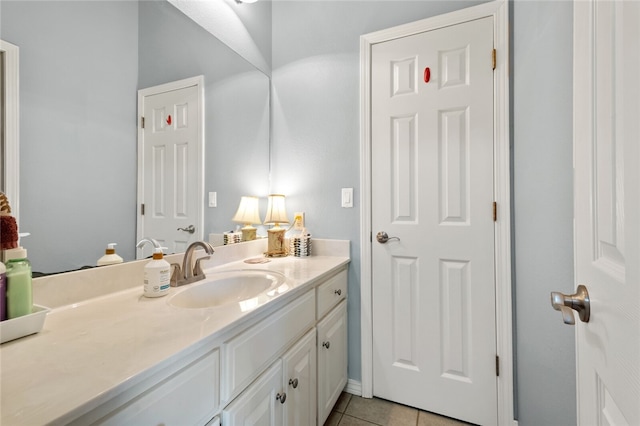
[32,238,350,309]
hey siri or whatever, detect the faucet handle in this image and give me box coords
[194,256,211,277]
[170,263,182,287]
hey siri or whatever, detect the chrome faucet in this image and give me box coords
[136,237,162,251]
[172,241,215,287]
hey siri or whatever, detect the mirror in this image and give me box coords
[0,0,270,274]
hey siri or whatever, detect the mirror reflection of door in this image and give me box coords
[137,76,204,259]
[0,39,19,221]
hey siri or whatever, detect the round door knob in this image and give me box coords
[376,231,400,244]
[276,392,287,404]
[334,289,342,296]
[322,341,330,349]
[550,284,590,325]
[289,378,299,389]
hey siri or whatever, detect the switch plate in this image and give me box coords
[208,192,217,208]
[293,212,305,230]
[342,188,353,208]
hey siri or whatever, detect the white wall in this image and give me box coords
[272,1,577,425]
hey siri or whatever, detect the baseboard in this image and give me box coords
[344,379,363,396]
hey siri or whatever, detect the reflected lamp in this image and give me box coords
[232,196,261,241]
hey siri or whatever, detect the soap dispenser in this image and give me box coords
[143,247,171,298]
[97,243,123,266]
[4,246,32,319]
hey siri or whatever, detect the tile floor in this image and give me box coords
[324,393,473,426]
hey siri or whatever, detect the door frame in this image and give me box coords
[1,39,20,221]
[136,75,205,252]
[359,1,514,425]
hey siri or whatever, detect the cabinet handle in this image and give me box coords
[289,378,299,388]
[276,392,287,404]
[334,289,342,296]
[322,341,331,349]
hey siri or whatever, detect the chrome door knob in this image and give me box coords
[550,285,590,325]
[376,231,400,244]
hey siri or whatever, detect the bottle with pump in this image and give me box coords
[143,247,170,298]
[4,247,32,319]
[97,243,123,266]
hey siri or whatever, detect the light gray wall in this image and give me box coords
[271,1,577,425]
[0,1,139,273]
[512,1,576,425]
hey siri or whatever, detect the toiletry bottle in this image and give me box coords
[0,261,6,321]
[4,247,32,319]
[143,247,170,298]
[97,243,123,266]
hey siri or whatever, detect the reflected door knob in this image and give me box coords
[550,285,590,325]
[177,225,195,234]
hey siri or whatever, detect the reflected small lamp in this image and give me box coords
[264,194,289,257]
[232,196,261,241]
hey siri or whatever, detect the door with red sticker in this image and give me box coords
[137,77,204,258]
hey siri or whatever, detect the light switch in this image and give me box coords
[208,192,217,208]
[342,188,353,208]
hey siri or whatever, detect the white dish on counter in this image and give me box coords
[0,305,50,344]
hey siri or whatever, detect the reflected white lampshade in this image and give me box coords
[232,196,261,241]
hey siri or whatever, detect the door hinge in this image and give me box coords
[141,116,145,129]
[141,203,145,215]
[493,201,497,222]
[492,49,497,70]
[496,355,500,377]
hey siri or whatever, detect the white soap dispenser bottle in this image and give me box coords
[143,247,170,298]
[97,243,123,266]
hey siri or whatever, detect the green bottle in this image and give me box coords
[5,247,33,319]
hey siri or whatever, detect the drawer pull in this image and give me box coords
[276,392,287,404]
[289,378,299,388]
[322,341,331,349]
[334,289,342,296]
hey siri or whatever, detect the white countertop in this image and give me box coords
[0,254,349,425]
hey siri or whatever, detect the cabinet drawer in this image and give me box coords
[222,290,315,402]
[97,349,219,425]
[316,268,347,320]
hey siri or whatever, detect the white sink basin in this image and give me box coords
[168,270,288,310]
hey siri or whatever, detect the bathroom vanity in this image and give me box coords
[0,240,349,426]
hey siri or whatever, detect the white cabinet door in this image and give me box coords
[222,360,285,426]
[316,300,347,426]
[282,329,317,426]
[93,349,219,426]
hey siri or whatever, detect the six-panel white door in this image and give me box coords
[137,77,203,257]
[371,17,497,426]
[573,1,640,425]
